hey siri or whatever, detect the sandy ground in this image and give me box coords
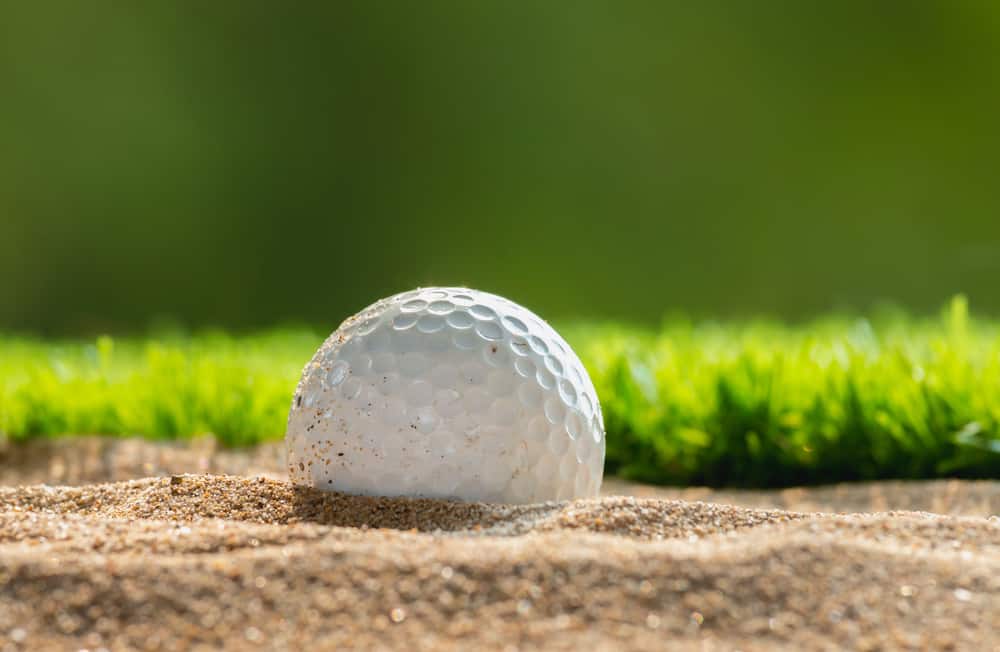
[1,438,999,651]
[4,436,998,517]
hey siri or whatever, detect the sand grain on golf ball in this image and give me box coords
[286,287,605,503]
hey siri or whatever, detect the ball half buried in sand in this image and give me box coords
[286,287,605,503]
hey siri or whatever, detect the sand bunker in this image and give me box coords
[1,439,998,650]
[4,436,999,517]
[0,473,997,651]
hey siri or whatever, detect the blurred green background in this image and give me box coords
[2,1,998,333]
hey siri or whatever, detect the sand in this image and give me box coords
[5,436,999,517]
[1,439,999,651]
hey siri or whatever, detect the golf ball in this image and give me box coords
[286,287,605,503]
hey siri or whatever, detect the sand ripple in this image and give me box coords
[1,475,998,651]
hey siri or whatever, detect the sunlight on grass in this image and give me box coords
[2,297,998,486]
[0,329,318,447]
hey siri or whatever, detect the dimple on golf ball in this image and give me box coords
[286,287,605,503]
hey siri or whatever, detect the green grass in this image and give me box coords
[2,297,999,487]
[0,329,315,448]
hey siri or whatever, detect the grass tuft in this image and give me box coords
[0,329,315,447]
[2,297,999,486]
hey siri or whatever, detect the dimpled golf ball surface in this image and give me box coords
[286,287,605,503]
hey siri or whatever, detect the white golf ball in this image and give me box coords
[286,287,605,503]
